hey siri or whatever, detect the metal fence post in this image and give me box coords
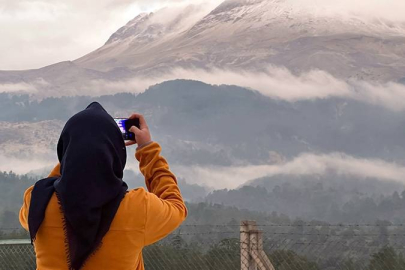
[241,221,250,270]
[257,231,275,270]
[241,221,275,270]
[241,220,258,270]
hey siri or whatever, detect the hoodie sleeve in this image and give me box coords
[19,163,61,231]
[19,186,34,231]
[135,142,188,246]
[48,163,61,178]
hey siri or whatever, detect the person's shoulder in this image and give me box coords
[126,188,147,194]
[116,188,149,218]
[111,188,149,230]
[123,188,148,203]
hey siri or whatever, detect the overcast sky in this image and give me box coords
[1,0,404,70]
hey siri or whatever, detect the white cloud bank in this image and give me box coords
[0,82,38,93]
[2,151,405,190]
[173,152,405,189]
[0,155,54,175]
[85,67,405,111]
[4,66,405,111]
[0,78,49,93]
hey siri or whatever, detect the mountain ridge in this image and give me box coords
[73,0,405,81]
[1,0,405,96]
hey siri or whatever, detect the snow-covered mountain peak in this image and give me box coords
[204,0,292,20]
[105,12,154,44]
[188,0,405,38]
[104,4,214,46]
[69,0,405,81]
[187,0,296,34]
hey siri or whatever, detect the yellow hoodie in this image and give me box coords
[20,142,187,270]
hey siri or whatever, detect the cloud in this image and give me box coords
[0,154,54,175]
[0,153,141,176]
[127,0,405,23]
[0,0,143,70]
[126,0,220,11]
[165,67,352,100]
[2,149,404,190]
[0,78,49,94]
[3,65,405,111]
[352,81,405,111]
[0,82,38,93]
[7,66,405,111]
[0,0,220,70]
[81,79,154,96]
[173,67,405,111]
[173,152,405,189]
[79,67,405,111]
[144,3,218,34]
[288,0,405,23]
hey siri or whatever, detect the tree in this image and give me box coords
[205,238,240,270]
[268,250,319,270]
[368,247,405,270]
[0,211,19,228]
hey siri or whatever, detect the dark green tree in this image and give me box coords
[368,247,405,270]
[205,238,240,270]
[269,250,319,270]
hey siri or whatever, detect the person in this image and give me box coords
[19,102,187,270]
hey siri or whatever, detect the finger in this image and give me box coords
[125,141,134,146]
[137,115,148,129]
[129,126,141,134]
[125,141,137,147]
[128,113,139,119]
[128,113,148,129]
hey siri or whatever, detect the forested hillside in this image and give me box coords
[3,170,405,232]
[205,175,405,223]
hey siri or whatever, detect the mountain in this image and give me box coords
[75,0,405,81]
[2,77,405,221]
[2,0,405,228]
[1,0,405,97]
[1,80,405,168]
[204,173,405,222]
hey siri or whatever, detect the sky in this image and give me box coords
[1,0,405,70]
[0,0,219,70]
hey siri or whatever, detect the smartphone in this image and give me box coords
[114,118,140,141]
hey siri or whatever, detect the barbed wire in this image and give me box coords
[181,223,405,227]
[4,222,405,231]
[5,226,405,237]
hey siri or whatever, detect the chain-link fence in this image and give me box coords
[256,223,405,270]
[2,223,405,270]
[0,240,35,270]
